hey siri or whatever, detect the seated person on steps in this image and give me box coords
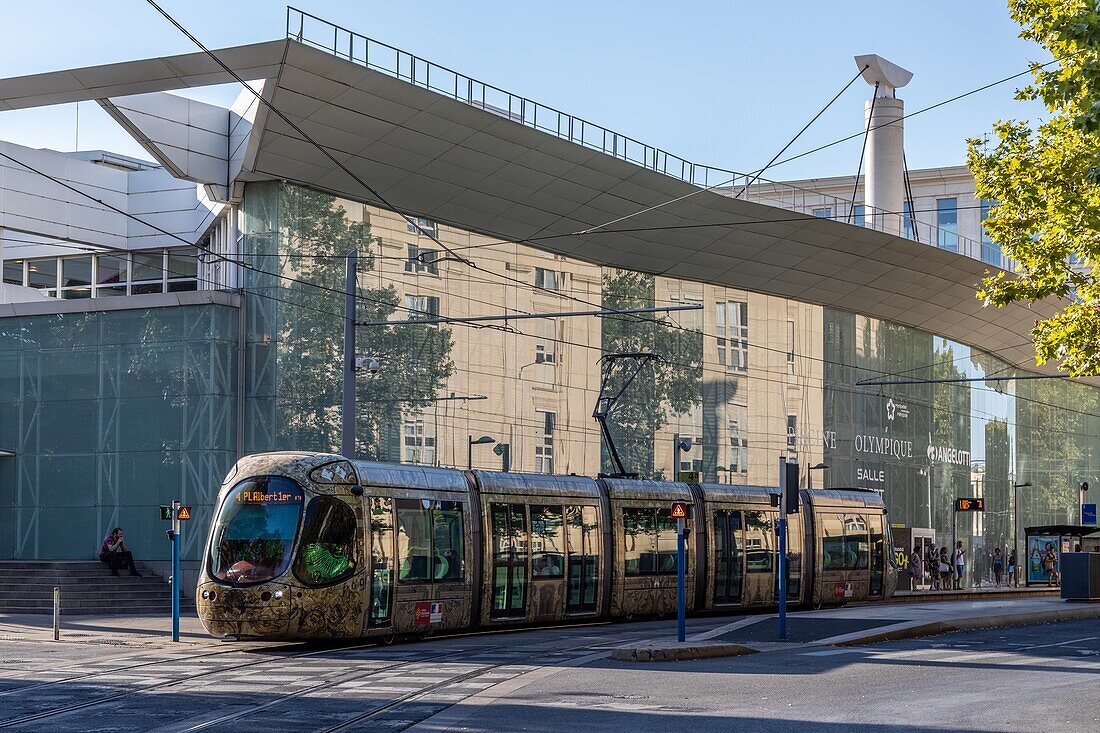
[99,527,142,577]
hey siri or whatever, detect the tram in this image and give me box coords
[197,452,897,640]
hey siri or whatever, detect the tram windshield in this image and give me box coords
[209,476,304,585]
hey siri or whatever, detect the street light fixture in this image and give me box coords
[807,462,828,491]
[468,435,496,470]
[1013,481,1033,572]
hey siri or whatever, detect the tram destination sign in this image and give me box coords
[954,497,985,512]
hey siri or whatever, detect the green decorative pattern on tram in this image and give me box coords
[302,544,354,583]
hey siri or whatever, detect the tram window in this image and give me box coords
[209,476,304,586]
[566,506,598,611]
[843,514,869,570]
[623,508,657,576]
[744,511,774,573]
[432,501,465,582]
[531,506,565,578]
[294,497,358,586]
[397,499,432,582]
[821,514,846,571]
[369,498,394,625]
[869,514,885,595]
[656,510,679,575]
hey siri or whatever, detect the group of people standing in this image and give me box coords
[908,542,1021,590]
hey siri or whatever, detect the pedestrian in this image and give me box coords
[98,527,142,577]
[939,547,952,590]
[1007,549,1018,587]
[991,547,1004,587]
[1043,544,1059,587]
[928,545,941,590]
[954,540,966,590]
[910,545,924,590]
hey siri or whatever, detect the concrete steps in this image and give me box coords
[0,561,190,615]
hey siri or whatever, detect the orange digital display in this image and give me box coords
[955,497,985,512]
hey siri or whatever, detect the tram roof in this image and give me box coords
[697,484,778,505]
[600,479,693,502]
[804,487,887,509]
[471,471,601,499]
[351,460,469,493]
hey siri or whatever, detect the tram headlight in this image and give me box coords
[273,590,284,600]
[202,590,209,600]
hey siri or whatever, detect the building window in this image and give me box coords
[936,198,958,252]
[903,201,915,240]
[405,244,439,275]
[787,414,798,448]
[60,256,92,299]
[535,410,555,474]
[26,258,58,295]
[678,436,703,473]
[535,344,555,364]
[167,250,198,292]
[403,418,436,466]
[852,205,865,227]
[96,255,128,296]
[404,295,440,321]
[406,216,436,237]
[534,267,559,291]
[787,320,795,365]
[2,259,24,287]
[729,419,748,474]
[980,199,1002,267]
[716,301,748,372]
[132,251,166,294]
[813,208,832,219]
[535,318,556,364]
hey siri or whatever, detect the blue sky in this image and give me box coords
[1,1,1048,180]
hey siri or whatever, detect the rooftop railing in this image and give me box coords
[287,7,995,269]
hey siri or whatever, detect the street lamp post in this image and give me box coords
[807,462,828,491]
[468,435,496,470]
[673,436,693,480]
[1013,481,1032,579]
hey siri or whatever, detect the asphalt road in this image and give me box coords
[0,616,1096,732]
[449,619,1100,733]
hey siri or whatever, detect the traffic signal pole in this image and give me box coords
[677,514,686,643]
[778,457,788,640]
[171,499,180,643]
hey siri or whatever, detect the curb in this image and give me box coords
[611,641,758,662]
[829,603,1100,646]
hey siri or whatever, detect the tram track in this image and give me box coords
[0,639,390,730]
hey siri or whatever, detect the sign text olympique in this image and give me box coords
[794,428,972,467]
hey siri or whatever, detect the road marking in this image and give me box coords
[689,616,769,642]
[1019,636,1097,651]
[801,649,867,657]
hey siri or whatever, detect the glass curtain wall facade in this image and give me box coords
[0,301,239,560]
[237,181,1097,578]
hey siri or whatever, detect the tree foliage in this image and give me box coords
[600,269,702,478]
[275,184,453,459]
[968,0,1100,375]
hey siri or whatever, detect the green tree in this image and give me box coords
[600,269,702,478]
[269,183,453,459]
[968,0,1100,375]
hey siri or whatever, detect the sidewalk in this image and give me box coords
[612,596,1100,661]
[0,609,223,648]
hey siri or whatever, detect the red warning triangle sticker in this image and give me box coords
[177,506,192,520]
[671,502,687,519]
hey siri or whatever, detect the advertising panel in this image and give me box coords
[1027,535,1060,585]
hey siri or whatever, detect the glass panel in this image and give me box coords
[96,285,128,297]
[396,499,431,582]
[714,511,728,601]
[656,509,679,574]
[26,259,57,289]
[531,505,565,578]
[821,514,846,571]
[168,249,198,279]
[936,198,959,252]
[845,514,869,570]
[132,281,164,295]
[96,255,128,285]
[508,504,527,611]
[61,257,92,288]
[622,508,655,576]
[208,476,304,585]
[294,497,357,585]
[61,288,91,300]
[132,252,164,282]
[744,510,774,573]
[167,280,198,293]
[729,510,743,600]
[869,513,884,596]
[786,515,802,600]
[369,498,394,624]
[2,259,23,286]
[432,500,464,581]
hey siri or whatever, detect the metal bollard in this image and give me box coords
[53,586,60,641]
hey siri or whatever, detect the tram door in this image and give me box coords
[566,505,598,614]
[713,509,743,605]
[490,504,529,619]
[367,497,395,628]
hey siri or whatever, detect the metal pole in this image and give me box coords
[1014,486,1020,586]
[171,500,180,643]
[951,508,957,590]
[467,435,472,470]
[52,586,60,641]
[674,438,681,480]
[341,251,358,458]
[676,515,686,643]
[778,456,787,640]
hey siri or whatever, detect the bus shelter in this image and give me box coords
[1024,525,1100,586]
